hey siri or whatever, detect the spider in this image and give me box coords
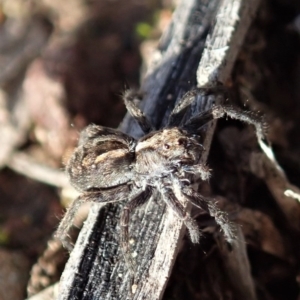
[56,88,266,273]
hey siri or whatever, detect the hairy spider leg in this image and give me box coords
[56,196,85,251]
[167,88,203,127]
[160,185,200,243]
[123,90,154,134]
[119,187,152,276]
[179,184,236,243]
[167,86,231,127]
[171,175,236,242]
[56,185,130,250]
[183,104,267,142]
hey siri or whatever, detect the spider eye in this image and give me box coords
[164,144,170,150]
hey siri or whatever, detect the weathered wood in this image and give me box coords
[58,0,261,299]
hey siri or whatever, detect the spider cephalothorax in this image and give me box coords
[57,88,266,272]
[134,128,202,176]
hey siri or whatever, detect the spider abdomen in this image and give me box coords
[66,125,136,191]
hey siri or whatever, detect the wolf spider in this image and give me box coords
[56,88,266,273]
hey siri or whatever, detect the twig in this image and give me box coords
[217,227,256,300]
[7,152,70,188]
[250,151,300,231]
